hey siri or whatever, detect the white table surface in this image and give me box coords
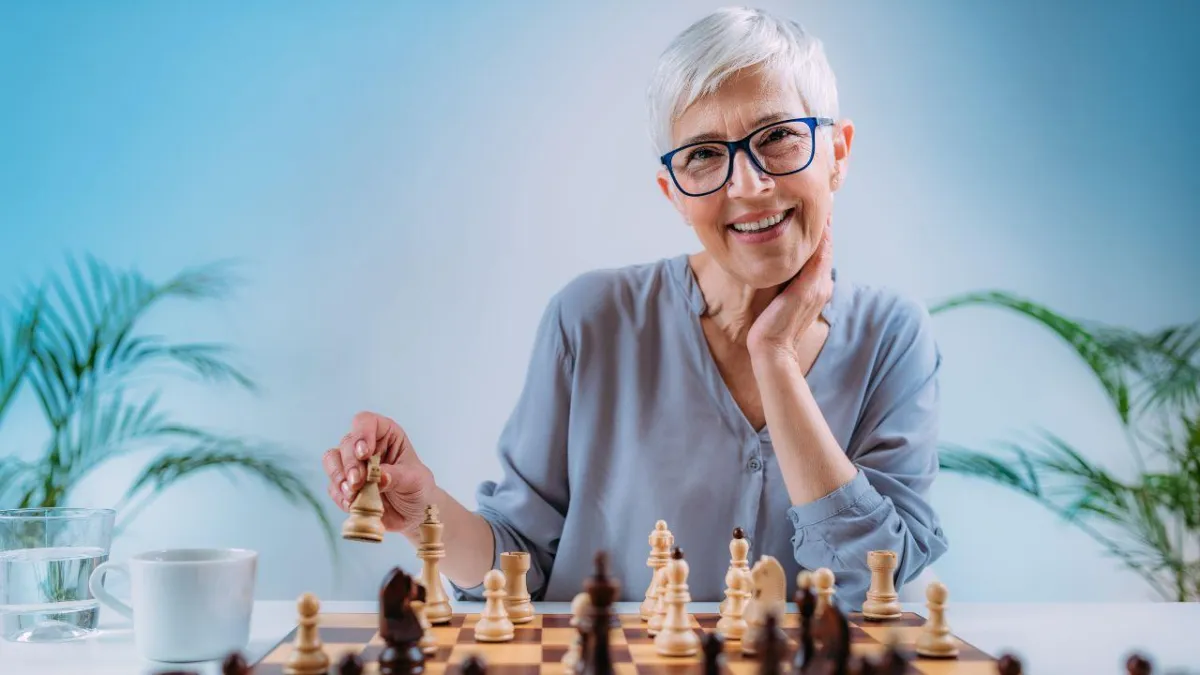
[1,600,1198,675]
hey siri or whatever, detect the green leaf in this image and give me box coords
[0,290,41,428]
[929,290,1134,423]
[26,255,253,431]
[117,439,338,561]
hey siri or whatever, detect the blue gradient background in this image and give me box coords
[1,1,1197,604]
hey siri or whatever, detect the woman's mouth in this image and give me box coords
[727,207,793,243]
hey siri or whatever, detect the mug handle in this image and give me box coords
[88,561,133,619]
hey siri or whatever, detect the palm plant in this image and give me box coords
[930,290,1200,602]
[0,255,336,556]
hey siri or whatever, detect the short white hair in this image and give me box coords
[646,6,839,158]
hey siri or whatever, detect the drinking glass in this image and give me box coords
[0,507,116,642]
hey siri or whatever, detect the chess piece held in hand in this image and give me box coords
[861,550,902,620]
[342,452,385,542]
[914,582,959,658]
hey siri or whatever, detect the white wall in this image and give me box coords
[0,0,1196,604]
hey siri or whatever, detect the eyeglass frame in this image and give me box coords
[659,116,836,197]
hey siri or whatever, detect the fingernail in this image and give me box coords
[349,468,361,485]
[355,440,367,459]
[341,481,351,496]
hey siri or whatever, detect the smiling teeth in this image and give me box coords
[731,210,787,232]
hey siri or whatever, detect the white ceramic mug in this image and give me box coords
[88,548,257,662]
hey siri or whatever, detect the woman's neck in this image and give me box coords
[689,252,783,346]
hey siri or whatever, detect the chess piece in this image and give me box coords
[756,612,787,675]
[582,550,620,675]
[410,583,438,655]
[719,526,750,615]
[997,653,1023,675]
[501,551,535,623]
[874,641,908,675]
[378,566,427,675]
[654,546,699,657]
[342,452,385,542]
[284,592,330,675]
[1126,653,1152,675]
[563,591,591,671]
[338,652,365,675]
[914,582,958,658]
[221,651,249,675]
[474,569,515,641]
[417,504,452,624]
[715,566,750,641]
[813,568,836,619]
[861,551,901,620]
[461,654,488,675]
[742,555,786,655]
[793,571,816,673]
[641,520,673,620]
[814,599,851,675]
[702,632,725,675]
[647,565,669,636]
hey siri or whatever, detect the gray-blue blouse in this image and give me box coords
[448,253,948,610]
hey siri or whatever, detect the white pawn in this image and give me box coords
[474,569,514,642]
[562,591,590,671]
[654,547,699,657]
[813,567,836,618]
[915,581,959,658]
[715,566,750,641]
[283,592,329,675]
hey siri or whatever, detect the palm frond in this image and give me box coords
[0,457,34,508]
[0,290,41,427]
[116,439,338,560]
[27,255,253,430]
[929,290,1134,423]
[938,442,1043,497]
[1090,320,1200,415]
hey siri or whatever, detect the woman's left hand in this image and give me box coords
[746,221,834,363]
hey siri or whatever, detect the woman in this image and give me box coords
[322,7,948,610]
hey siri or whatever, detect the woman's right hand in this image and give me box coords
[322,411,436,535]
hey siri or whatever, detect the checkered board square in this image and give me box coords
[253,612,996,675]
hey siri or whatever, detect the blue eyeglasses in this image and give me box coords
[660,116,835,197]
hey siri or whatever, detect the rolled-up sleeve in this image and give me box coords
[448,295,574,601]
[787,299,949,607]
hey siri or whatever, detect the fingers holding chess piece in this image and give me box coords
[862,551,902,620]
[501,552,535,624]
[474,569,515,642]
[914,581,959,658]
[341,452,386,542]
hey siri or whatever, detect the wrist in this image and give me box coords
[749,343,801,375]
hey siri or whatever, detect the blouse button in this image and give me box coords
[747,457,763,471]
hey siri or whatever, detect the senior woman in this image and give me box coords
[322,6,948,610]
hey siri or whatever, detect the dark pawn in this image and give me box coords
[793,581,816,673]
[582,550,620,675]
[756,612,787,675]
[338,652,365,675]
[874,643,907,675]
[702,631,725,675]
[221,650,249,675]
[461,653,488,675]
[813,602,851,675]
[1126,653,1153,675]
[996,653,1022,675]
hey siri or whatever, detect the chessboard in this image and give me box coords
[249,609,997,675]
